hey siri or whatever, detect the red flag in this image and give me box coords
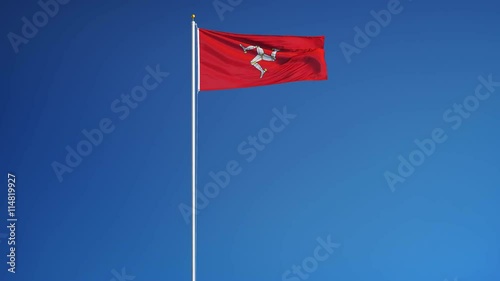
[199,28,328,91]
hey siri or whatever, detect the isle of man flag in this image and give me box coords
[199,28,328,91]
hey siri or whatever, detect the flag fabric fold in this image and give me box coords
[199,28,328,91]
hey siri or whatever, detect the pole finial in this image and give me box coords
[191,14,196,21]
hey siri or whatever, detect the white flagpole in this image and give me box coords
[191,13,197,281]
[197,25,200,92]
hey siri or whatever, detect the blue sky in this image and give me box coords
[1,0,500,280]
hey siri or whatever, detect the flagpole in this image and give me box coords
[191,13,197,281]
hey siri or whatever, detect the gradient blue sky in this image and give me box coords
[1,0,500,280]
